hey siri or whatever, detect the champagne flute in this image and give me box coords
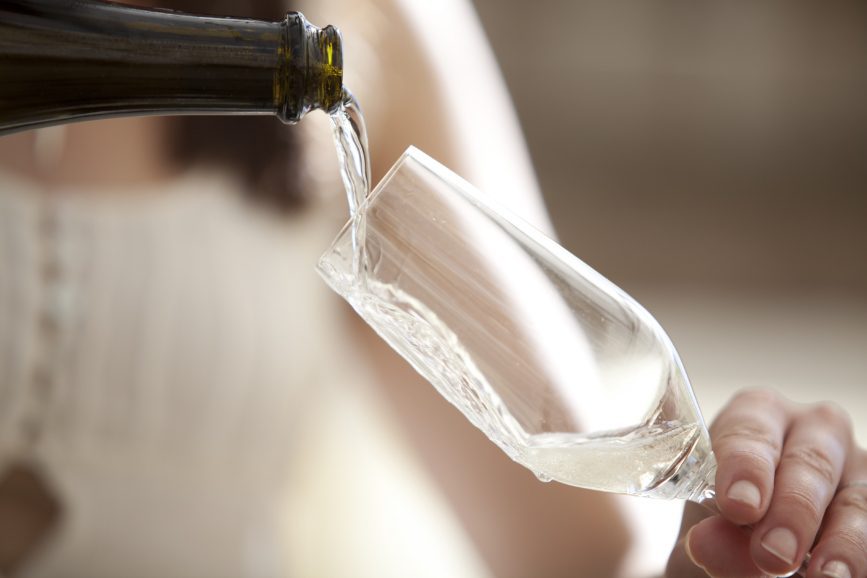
[318,147,805,576]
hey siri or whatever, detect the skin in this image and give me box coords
[666,389,867,578]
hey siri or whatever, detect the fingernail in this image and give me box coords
[727,479,761,508]
[684,526,706,570]
[761,527,798,565]
[822,560,852,578]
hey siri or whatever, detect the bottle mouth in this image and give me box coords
[279,12,344,122]
[317,24,344,115]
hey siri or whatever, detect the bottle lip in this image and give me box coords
[318,23,344,115]
[279,12,344,123]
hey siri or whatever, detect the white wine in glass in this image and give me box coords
[319,146,718,505]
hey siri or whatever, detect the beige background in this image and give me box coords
[470,2,867,573]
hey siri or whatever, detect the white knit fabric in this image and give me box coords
[0,171,332,576]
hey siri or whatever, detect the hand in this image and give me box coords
[666,389,867,578]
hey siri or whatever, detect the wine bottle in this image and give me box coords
[0,0,343,135]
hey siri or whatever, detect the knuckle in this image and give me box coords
[824,527,865,557]
[778,486,823,524]
[718,447,776,475]
[732,387,780,407]
[782,445,839,487]
[809,401,853,435]
[713,422,782,456]
[836,488,867,517]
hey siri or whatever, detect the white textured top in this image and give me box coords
[0,170,343,576]
[0,168,490,578]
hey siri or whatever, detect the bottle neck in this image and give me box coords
[0,1,343,134]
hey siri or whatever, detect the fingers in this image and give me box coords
[679,390,863,578]
[807,456,867,578]
[710,389,789,525]
[748,402,852,576]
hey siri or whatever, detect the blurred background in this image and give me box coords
[2,1,865,576]
[471,0,867,573]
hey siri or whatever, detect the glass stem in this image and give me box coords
[685,452,718,508]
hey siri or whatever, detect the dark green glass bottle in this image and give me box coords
[0,0,343,135]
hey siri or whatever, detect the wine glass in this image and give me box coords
[317,147,803,575]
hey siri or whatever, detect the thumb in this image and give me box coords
[669,516,766,578]
[666,501,714,578]
[666,527,710,578]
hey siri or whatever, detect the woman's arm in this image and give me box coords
[317,0,633,574]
